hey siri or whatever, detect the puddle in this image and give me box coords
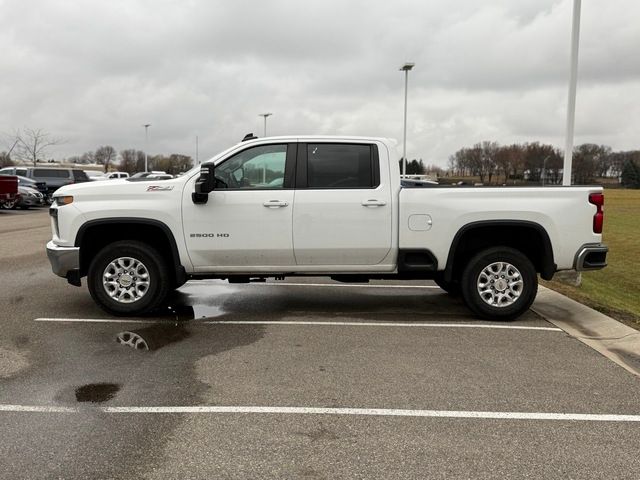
[116,324,189,351]
[150,287,226,321]
[156,304,224,321]
[75,383,120,403]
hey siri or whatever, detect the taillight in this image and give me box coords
[589,193,604,234]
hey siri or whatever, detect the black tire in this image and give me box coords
[460,247,537,321]
[433,273,460,295]
[87,240,171,316]
[1,199,16,210]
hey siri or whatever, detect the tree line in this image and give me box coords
[3,128,639,187]
[67,147,193,175]
[445,141,640,186]
[0,128,194,175]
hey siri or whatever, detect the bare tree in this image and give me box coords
[81,151,96,164]
[119,149,144,174]
[95,145,117,173]
[479,141,498,184]
[167,154,194,174]
[572,144,607,184]
[495,144,525,184]
[13,128,65,165]
[0,152,13,167]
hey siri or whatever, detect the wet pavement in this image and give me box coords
[1,209,640,479]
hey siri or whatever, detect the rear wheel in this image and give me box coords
[1,199,17,209]
[460,247,537,321]
[88,240,170,316]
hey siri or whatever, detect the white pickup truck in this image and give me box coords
[46,136,607,320]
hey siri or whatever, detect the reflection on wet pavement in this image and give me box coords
[116,324,189,351]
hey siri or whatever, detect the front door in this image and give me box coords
[182,143,296,270]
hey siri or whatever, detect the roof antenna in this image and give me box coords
[242,133,258,142]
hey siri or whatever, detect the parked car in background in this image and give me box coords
[0,173,48,197]
[0,167,90,200]
[85,170,106,181]
[130,171,168,180]
[104,171,129,179]
[0,175,18,209]
[87,171,130,181]
[1,185,45,210]
[145,173,173,180]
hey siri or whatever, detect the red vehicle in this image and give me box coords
[0,175,18,208]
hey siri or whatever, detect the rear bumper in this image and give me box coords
[46,240,80,283]
[574,243,608,271]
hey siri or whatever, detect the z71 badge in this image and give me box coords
[146,185,174,191]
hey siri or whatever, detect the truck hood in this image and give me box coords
[55,177,186,199]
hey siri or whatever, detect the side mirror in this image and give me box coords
[192,164,215,204]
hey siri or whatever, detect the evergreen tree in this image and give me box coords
[621,159,640,188]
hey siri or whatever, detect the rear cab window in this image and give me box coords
[297,143,380,189]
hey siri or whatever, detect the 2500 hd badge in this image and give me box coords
[190,233,230,238]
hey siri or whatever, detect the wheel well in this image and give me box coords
[445,222,555,282]
[76,220,183,286]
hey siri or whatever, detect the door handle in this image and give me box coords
[263,200,289,208]
[361,199,386,207]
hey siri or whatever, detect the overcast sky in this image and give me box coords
[1,0,638,166]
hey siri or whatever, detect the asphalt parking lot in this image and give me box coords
[1,208,639,479]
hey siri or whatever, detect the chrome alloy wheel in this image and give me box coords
[476,261,523,308]
[102,257,150,304]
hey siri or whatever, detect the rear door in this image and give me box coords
[292,142,392,265]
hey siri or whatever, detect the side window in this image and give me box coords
[33,169,67,178]
[16,169,27,176]
[307,144,377,189]
[216,144,287,190]
[73,170,89,181]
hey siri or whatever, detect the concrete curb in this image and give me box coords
[532,286,640,378]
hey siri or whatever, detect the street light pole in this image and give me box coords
[259,113,273,137]
[563,0,581,186]
[400,63,415,177]
[143,124,151,172]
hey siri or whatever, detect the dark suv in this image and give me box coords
[0,166,90,198]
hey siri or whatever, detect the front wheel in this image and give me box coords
[87,240,170,316]
[460,247,538,321]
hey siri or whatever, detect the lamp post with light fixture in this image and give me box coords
[259,113,273,137]
[399,63,414,177]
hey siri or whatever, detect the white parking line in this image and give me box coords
[204,320,562,331]
[34,318,160,324]
[33,317,561,331]
[1,404,638,422]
